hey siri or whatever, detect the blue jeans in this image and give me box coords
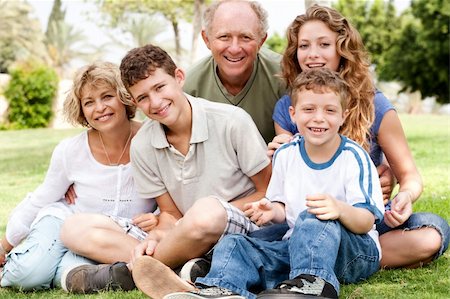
[376,211,450,259]
[197,211,380,299]
[1,215,95,290]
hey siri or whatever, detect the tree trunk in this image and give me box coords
[172,20,181,63]
[190,0,204,64]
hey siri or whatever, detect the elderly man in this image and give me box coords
[183,0,286,143]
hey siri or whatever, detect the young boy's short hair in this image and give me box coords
[290,68,350,110]
[120,44,177,90]
[64,61,135,127]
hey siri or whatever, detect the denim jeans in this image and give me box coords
[1,215,95,290]
[376,211,450,259]
[197,211,380,299]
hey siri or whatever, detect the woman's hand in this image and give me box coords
[377,164,396,204]
[384,191,413,228]
[267,134,293,158]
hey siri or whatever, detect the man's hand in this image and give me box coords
[64,184,77,205]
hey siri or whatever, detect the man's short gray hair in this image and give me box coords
[203,0,269,40]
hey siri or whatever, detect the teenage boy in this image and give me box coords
[141,68,385,299]
[62,44,271,296]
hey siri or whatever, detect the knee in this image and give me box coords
[182,197,227,239]
[2,256,52,290]
[415,227,442,258]
[61,214,100,248]
[215,234,249,254]
[60,214,83,245]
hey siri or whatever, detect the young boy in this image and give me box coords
[158,68,385,299]
[62,44,272,296]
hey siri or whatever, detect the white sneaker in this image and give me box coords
[164,287,245,299]
[178,257,211,283]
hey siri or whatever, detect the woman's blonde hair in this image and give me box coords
[282,5,374,151]
[63,61,136,127]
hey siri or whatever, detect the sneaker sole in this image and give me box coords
[257,294,330,299]
[179,258,209,282]
[133,256,195,299]
[164,292,244,299]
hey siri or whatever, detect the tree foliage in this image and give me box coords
[45,0,91,78]
[5,62,58,129]
[265,33,286,55]
[98,0,192,62]
[333,0,398,68]
[96,0,210,63]
[379,0,449,103]
[0,1,48,73]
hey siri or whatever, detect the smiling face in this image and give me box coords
[80,81,127,132]
[128,68,189,129]
[202,1,266,88]
[290,88,346,151]
[297,20,340,72]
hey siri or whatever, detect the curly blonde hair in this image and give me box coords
[282,5,374,151]
[64,61,135,127]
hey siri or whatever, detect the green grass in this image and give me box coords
[0,114,449,298]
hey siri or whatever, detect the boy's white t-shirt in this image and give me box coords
[266,135,384,256]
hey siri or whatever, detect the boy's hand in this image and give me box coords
[244,198,275,225]
[306,194,340,220]
[384,191,412,228]
[133,213,159,232]
[130,238,159,270]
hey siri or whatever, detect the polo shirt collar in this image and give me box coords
[150,93,208,149]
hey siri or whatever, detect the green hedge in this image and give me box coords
[4,62,58,129]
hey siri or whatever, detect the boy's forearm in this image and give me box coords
[337,202,375,234]
[271,202,287,223]
[230,191,266,211]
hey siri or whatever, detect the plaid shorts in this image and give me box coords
[109,215,148,241]
[217,199,259,238]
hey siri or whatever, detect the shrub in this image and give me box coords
[4,62,58,129]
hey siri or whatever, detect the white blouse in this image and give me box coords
[6,131,156,246]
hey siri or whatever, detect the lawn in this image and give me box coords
[0,114,449,298]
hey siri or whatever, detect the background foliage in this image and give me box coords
[266,0,449,104]
[0,1,48,73]
[4,62,58,129]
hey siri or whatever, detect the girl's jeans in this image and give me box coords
[251,211,450,259]
[197,211,380,299]
[376,212,449,258]
[1,215,95,290]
